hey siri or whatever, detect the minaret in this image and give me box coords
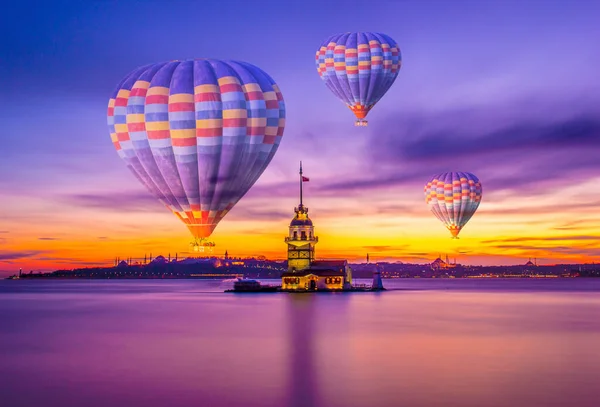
[285,162,318,272]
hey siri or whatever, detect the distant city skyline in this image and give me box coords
[1,0,600,274]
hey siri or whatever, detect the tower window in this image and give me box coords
[301,231,306,240]
[293,231,297,239]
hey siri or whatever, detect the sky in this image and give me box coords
[1,0,600,274]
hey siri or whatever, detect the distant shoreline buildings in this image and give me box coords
[6,255,600,280]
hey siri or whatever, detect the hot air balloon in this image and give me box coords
[315,32,401,126]
[107,59,285,251]
[424,172,482,238]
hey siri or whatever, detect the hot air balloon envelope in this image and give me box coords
[107,59,285,248]
[315,32,401,126]
[424,172,482,238]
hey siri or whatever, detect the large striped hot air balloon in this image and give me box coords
[315,32,401,126]
[424,172,483,238]
[107,59,285,251]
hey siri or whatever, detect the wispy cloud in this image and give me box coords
[227,207,290,221]
[38,237,60,241]
[363,245,394,251]
[478,201,600,216]
[487,243,600,257]
[60,191,162,212]
[0,250,45,261]
[317,113,600,197]
[388,117,600,162]
[482,235,600,244]
[552,219,600,231]
[34,257,107,266]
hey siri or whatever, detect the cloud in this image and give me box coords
[487,243,600,257]
[38,237,60,241]
[61,191,162,212]
[406,252,430,257]
[227,207,290,221]
[363,245,393,251]
[317,173,417,193]
[361,245,410,254]
[390,117,600,162]
[316,112,600,197]
[34,257,108,266]
[478,201,600,217]
[482,235,600,244]
[0,250,45,261]
[235,229,284,238]
[244,181,296,199]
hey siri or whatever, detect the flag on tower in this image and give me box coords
[302,176,310,182]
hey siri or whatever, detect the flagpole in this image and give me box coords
[299,161,303,206]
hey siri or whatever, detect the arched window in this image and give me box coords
[301,231,307,240]
[309,232,312,239]
[293,231,297,239]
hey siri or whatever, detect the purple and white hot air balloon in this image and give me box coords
[424,172,483,238]
[107,59,285,251]
[315,32,401,126]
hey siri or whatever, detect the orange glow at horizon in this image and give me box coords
[2,173,600,274]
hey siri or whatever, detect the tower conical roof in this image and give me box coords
[290,204,313,226]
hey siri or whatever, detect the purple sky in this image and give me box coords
[1,0,600,269]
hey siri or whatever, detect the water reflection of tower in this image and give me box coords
[285,295,320,407]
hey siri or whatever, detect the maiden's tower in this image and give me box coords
[281,163,352,291]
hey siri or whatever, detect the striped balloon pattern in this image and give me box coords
[107,59,285,248]
[315,32,401,126]
[424,172,483,238]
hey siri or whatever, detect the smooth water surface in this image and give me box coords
[1,279,599,407]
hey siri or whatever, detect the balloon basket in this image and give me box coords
[191,240,216,254]
[354,120,368,127]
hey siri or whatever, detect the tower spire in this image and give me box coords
[299,161,303,206]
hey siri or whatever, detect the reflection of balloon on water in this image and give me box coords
[315,32,401,126]
[107,59,285,251]
[424,172,482,238]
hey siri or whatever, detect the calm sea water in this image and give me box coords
[1,279,599,407]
